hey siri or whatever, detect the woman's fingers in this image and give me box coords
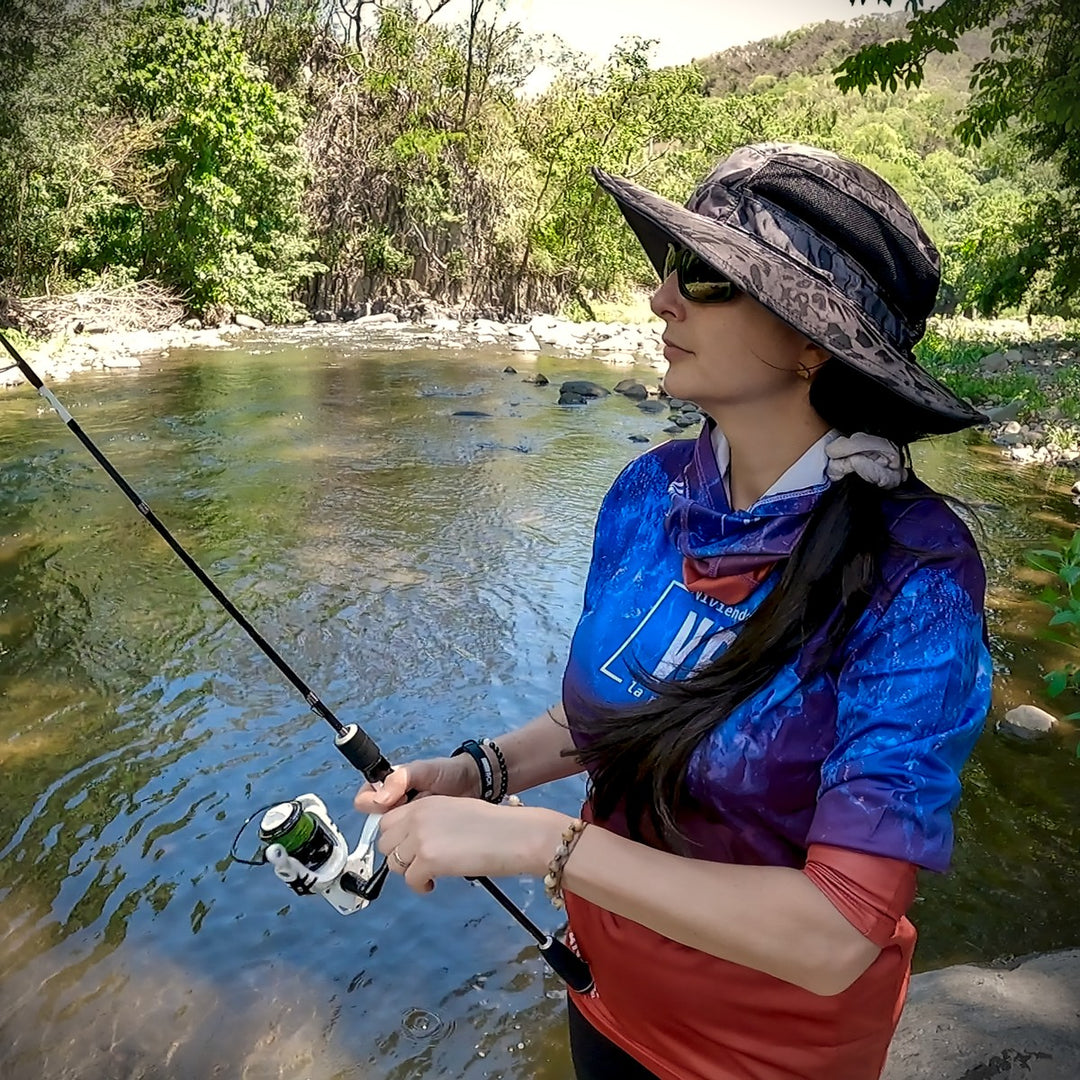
[354,755,477,814]
[354,764,414,813]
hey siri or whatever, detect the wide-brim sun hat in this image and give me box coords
[593,143,986,442]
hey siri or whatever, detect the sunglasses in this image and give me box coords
[663,244,740,304]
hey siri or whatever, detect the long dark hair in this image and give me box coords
[572,359,931,849]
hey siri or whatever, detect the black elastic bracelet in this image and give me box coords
[481,737,509,802]
[452,739,494,802]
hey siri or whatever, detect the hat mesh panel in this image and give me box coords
[750,162,938,344]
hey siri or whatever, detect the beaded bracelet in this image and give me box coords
[544,818,587,910]
[480,737,509,802]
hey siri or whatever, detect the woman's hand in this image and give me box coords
[376,796,571,894]
[353,755,479,814]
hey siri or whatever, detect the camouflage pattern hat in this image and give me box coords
[593,143,986,440]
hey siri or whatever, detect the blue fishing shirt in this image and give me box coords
[563,428,993,872]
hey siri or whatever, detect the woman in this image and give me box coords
[354,143,994,1080]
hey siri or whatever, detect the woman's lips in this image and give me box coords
[663,337,691,360]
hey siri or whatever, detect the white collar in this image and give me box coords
[710,425,841,509]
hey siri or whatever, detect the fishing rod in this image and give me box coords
[0,330,592,993]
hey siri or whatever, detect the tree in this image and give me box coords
[92,5,320,319]
[836,0,1080,315]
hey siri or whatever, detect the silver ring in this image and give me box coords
[391,847,411,870]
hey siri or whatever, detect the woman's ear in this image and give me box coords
[802,341,831,378]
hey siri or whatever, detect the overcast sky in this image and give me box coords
[495,0,888,68]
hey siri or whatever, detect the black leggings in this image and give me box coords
[567,997,661,1080]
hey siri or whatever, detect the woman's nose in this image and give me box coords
[651,273,684,321]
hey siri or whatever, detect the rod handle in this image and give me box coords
[335,723,394,782]
[538,934,594,994]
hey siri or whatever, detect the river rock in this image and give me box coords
[980,351,1010,374]
[511,333,541,352]
[636,399,668,414]
[602,351,638,367]
[522,372,549,386]
[1010,445,1036,463]
[99,354,142,369]
[628,434,650,443]
[233,313,265,330]
[181,317,202,330]
[995,705,1058,742]
[1072,479,1080,495]
[558,390,589,405]
[354,312,399,326]
[503,365,517,374]
[985,400,1024,424]
[560,380,609,399]
[613,379,649,400]
[594,331,642,353]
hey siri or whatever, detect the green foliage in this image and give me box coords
[96,7,320,319]
[838,0,1080,317]
[1026,531,1080,736]
[2,0,1074,322]
[914,328,1045,415]
[0,1,319,321]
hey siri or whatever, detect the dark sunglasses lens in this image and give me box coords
[663,244,737,302]
[683,278,736,302]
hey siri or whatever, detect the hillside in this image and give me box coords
[694,11,992,97]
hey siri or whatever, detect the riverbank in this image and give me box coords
[4,307,1080,475]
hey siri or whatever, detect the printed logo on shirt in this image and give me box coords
[599,579,745,697]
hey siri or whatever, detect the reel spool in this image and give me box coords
[256,794,382,915]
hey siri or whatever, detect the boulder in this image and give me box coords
[980,351,1009,374]
[233,313,265,330]
[522,373,549,386]
[995,705,1058,742]
[503,365,517,374]
[558,391,590,405]
[636,399,668,414]
[354,312,399,326]
[986,400,1024,424]
[613,379,649,401]
[559,380,609,399]
[882,950,1080,1080]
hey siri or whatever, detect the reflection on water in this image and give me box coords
[1,334,1078,1078]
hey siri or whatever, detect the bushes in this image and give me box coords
[0,2,319,322]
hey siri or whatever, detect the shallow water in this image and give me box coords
[1,329,1078,1079]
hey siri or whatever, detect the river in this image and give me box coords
[1,330,1078,1079]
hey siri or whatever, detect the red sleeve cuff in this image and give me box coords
[801,843,918,948]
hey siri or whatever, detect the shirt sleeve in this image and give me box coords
[806,565,993,872]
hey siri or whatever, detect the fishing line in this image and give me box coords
[0,330,592,992]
